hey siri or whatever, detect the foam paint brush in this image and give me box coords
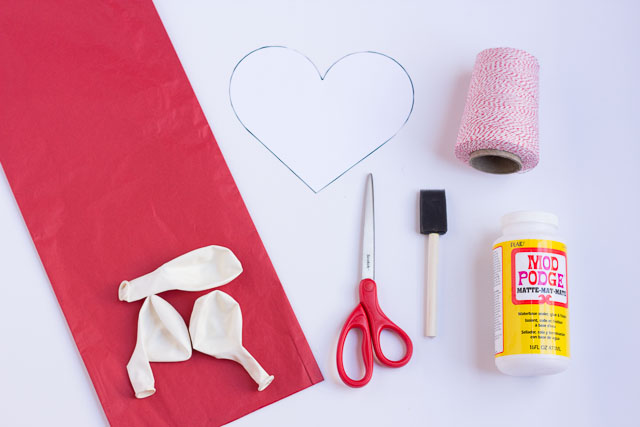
[420,190,447,337]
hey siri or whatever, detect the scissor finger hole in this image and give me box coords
[379,328,408,362]
[343,328,367,380]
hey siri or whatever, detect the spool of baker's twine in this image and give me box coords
[455,47,539,174]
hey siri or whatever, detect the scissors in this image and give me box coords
[336,174,413,387]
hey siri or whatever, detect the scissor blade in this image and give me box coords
[361,174,375,280]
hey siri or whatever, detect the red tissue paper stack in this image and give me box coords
[0,1,323,426]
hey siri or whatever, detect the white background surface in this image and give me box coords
[1,1,639,426]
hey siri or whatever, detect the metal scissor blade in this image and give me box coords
[361,174,375,280]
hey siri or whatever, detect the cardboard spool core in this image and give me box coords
[469,149,523,174]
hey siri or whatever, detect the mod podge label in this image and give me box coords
[493,239,569,358]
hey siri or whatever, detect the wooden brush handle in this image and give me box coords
[425,233,439,337]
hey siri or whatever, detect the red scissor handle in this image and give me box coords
[336,304,374,387]
[359,279,413,367]
[336,279,413,387]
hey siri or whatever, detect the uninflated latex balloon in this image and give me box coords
[119,245,243,302]
[189,290,274,391]
[127,295,192,398]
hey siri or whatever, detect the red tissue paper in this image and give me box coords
[0,1,323,426]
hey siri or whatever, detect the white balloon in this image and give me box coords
[126,295,192,398]
[190,291,274,391]
[119,245,243,302]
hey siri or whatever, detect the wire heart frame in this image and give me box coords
[229,46,415,193]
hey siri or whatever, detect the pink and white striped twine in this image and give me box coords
[455,47,540,173]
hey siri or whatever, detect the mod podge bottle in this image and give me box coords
[492,211,569,375]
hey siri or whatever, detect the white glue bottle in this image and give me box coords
[492,211,570,376]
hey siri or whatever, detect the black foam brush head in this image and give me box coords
[420,190,447,235]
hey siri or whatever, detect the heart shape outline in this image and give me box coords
[229,46,414,193]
